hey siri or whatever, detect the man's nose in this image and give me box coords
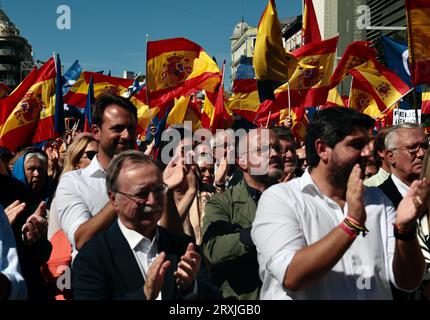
[361,144,371,157]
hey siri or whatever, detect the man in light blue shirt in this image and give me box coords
[0,206,27,300]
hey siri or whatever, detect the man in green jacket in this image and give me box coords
[202,128,285,299]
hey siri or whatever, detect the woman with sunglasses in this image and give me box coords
[43,134,98,299]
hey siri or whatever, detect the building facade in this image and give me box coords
[0,9,33,89]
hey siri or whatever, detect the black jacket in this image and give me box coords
[72,221,220,300]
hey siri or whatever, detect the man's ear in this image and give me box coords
[315,138,329,163]
[385,149,395,166]
[108,190,119,211]
[92,124,101,141]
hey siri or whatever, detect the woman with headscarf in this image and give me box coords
[9,148,53,300]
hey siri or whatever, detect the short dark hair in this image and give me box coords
[106,150,161,192]
[92,93,138,127]
[272,126,295,144]
[306,107,375,168]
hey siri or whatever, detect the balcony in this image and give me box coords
[0,63,18,71]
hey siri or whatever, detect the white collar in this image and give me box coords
[82,156,106,178]
[391,174,410,198]
[117,218,158,251]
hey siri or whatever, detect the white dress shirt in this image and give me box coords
[55,157,109,259]
[0,206,27,300]
[117,219,161,300]
[391,173,410,198]
[252,169,402,300]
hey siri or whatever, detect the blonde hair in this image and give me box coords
[61,135,97,175]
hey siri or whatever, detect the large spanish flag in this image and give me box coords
[330,41,378,88]
[0,57,59,151]
[302,0,322,45]
[253,0,297,101]
[275,35,339,108]
[146,37,221,108]
[350,61,411,114]
[405,0,430,85]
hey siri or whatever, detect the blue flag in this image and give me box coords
[84,76,94,132]
[62,60,82,96]
[235,56,255,80]
[380,35,422,92]
[55,54,65,135]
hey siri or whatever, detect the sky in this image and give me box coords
[3,0,302,84]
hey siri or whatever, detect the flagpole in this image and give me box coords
[374,87,414,120]
[145,34,153,126]
[266,111,272,128]
[405,5,419,124]
[348,77,353,108]
[287,80,291,117]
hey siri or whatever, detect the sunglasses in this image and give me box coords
[83,151,97,160]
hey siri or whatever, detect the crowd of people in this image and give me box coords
[1,93,430,300]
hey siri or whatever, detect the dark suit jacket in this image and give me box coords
[378,175,403,209]
[72,222,220,300]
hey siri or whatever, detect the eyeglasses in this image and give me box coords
[83,151,97,160]
[115,184,168,204]
[392,142,429,156]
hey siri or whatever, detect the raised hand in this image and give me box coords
[214,145,235,186]
[346,164,366,225]
[163,154,187,190]
[4,200,26,225]
[174,243,201,292]
[22,201,48,245]
[397,178,430,229]
[143,252,171,300]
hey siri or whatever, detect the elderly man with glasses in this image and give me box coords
[72,150,220,300]
[378,122,429,300]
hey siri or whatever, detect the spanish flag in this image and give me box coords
[64,71,133,108]
[302,0,322,45]
[228,56,260,123]
[275,35,339,108]
[330,41,377,88]
[405,0,430,85]
[349,60,411,114]
[146,37,221,108]
[348,76,382,118]
[0,57,61,151]
[253,0,297,101]
[166,95,190,126]
[422,91,430,114]
[324,87,346,108]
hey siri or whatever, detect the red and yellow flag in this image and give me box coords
[350,61,411,115]
[324,87,346,108]
[253,0,297,84]
[0,58,58,151]
[275,35,339,109]
[302,0,322,45]
[146,37,221,108]
[330,41,377,88]
[405,0,430,85]
[64,71,157,131]
[422,91,430,114]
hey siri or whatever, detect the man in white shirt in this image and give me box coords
[252,107,428,300]
[0,206,27,300]
[72,151,219,300]
[56,93,138,258]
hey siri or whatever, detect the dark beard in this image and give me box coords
[250,168,283,187]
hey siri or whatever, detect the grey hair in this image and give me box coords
[385,123,423,151]
[106,150,160,192]
[24,152,47,166]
